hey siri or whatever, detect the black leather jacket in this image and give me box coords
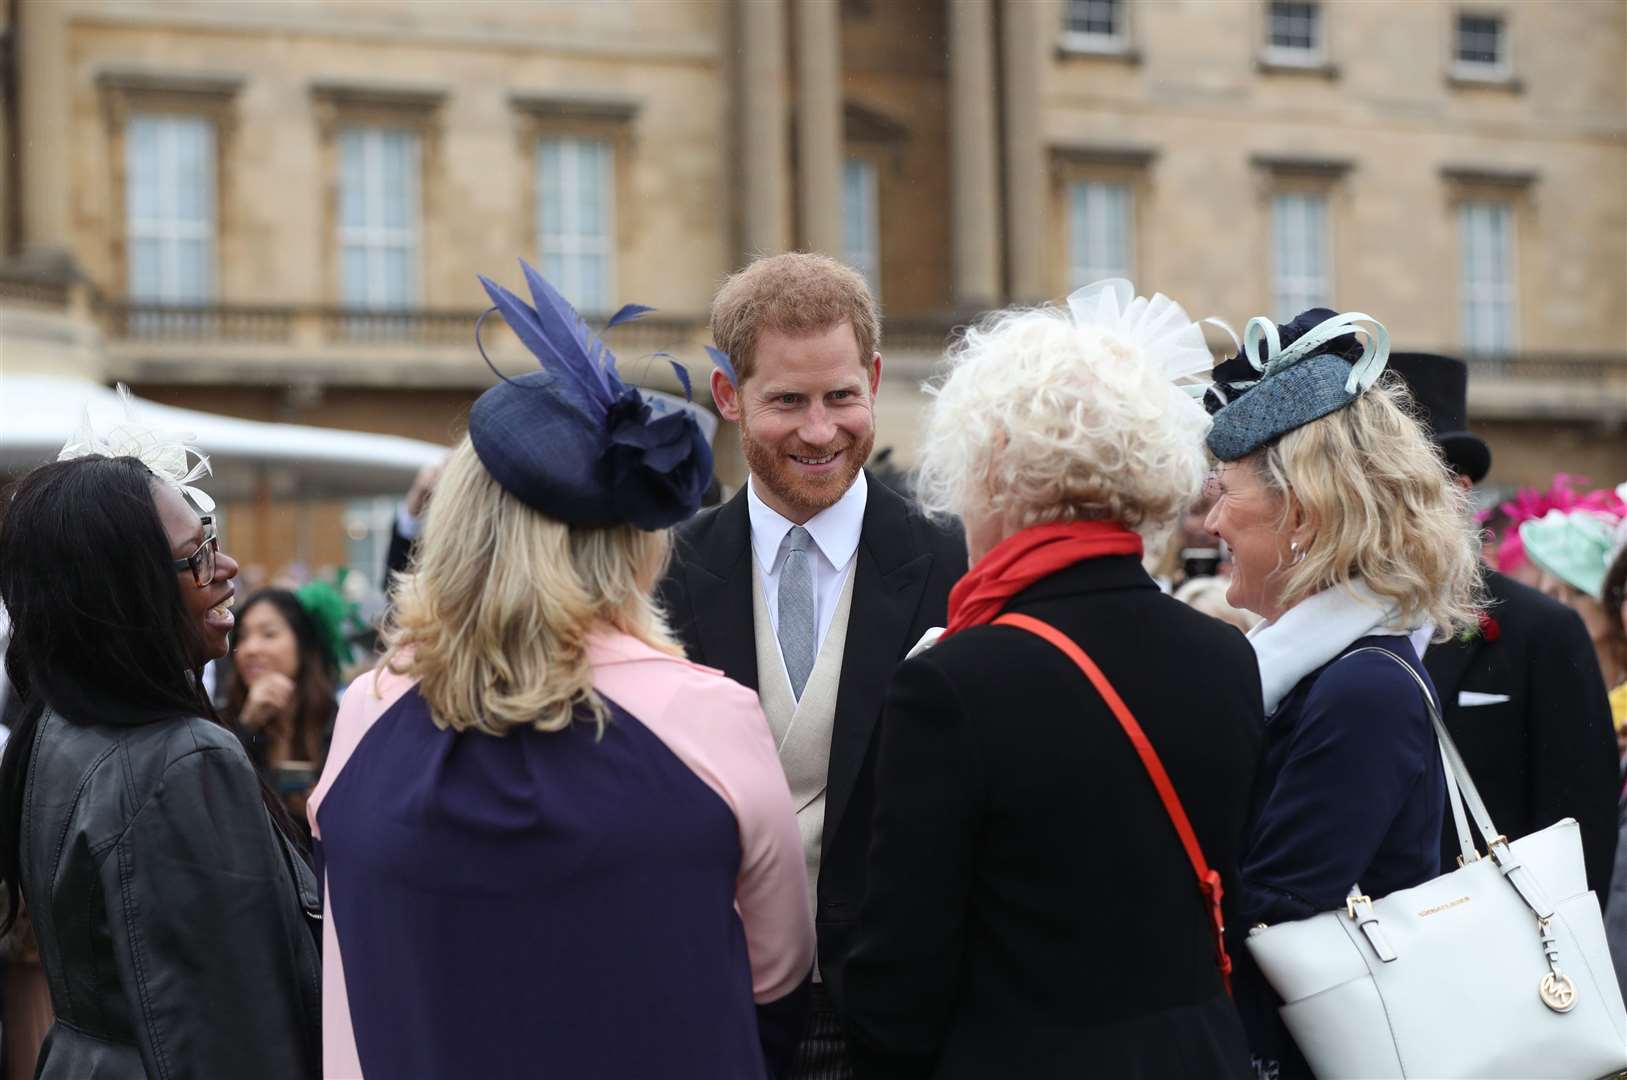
[20,686,321,1079]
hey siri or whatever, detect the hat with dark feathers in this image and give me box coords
[469,261,713,530]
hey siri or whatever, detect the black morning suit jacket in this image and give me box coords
[841,557,1261,1079]
[1425,570,1618,896]
[656,474,966,1043]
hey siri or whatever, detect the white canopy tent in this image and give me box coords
[1,374,448,501]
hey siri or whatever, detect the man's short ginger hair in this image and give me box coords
[709,252,880,386]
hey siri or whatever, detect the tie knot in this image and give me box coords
[786,526,814,555]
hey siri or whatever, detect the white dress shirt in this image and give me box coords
[747,470,867,662]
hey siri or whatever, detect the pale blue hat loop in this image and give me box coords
[1206,308,1392,461]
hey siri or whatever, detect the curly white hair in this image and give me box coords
[915,307,1211,540]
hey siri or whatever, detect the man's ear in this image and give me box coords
[711,368,742,423]
[868,352,883,400]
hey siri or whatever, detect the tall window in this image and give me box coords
[1271,193,1330,319]
[339,128,420,310]
[1455,14,1507,73]
[1267,1,1321,57]
[842,157,880,299]
[1067,181,1132,287]
[126,114,215,302]
[1460,201,1515,354]
[1062,0,1126,50]
[537,137,615,314]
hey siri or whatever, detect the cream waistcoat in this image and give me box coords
[753,555,857,926]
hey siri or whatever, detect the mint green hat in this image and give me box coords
[1518,509,1617,600]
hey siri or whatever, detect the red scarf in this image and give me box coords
[944,520,1143,635]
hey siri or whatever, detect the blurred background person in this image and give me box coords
[1521,498,1627,708]
[310,265,813,1080]
[1174,574,1262,634]
[1202,311,1481,1079]
[1388,354,1619,898]
[223,584,355,834]
[0,447,320,1080]
[843,281,1261,1078]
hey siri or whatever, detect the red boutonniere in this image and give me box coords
[1459,611,1501,643]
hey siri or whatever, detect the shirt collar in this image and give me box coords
[747,469,868,574]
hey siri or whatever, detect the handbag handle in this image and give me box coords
[993,612,1233,993]
[1341,647,1557,922]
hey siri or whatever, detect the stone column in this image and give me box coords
[738,0,790,258]
[795,0,844,257]
[17,0,72,259]
[1002,0,1046,302]
[949,0,1001,308]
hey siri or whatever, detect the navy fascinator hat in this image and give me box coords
[1203,306,1391,461]
[469,260,713,531]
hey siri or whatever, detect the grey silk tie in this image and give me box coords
[778,526,817,700]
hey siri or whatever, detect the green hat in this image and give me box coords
[1518,509,1616,600]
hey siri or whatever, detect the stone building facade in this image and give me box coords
[2,0,1623,577]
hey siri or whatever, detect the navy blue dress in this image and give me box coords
[315,686,768,1079]
[1233,636,1446,1079]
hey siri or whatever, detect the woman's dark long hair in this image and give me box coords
[223,589,339,767]
[0,456,298,934]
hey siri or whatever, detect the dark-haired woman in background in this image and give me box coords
[0,447,321,1079]
[224,588,341,831]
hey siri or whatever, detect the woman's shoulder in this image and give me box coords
[589,631,762,720]
[1299,637,1434,724]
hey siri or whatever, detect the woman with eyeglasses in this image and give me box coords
[0,450,321,1080]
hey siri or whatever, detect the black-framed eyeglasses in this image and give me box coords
[172,517,219,588]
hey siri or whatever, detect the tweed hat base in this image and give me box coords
[1205,353,1356,461]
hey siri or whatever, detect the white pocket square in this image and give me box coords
[1459,691,1511,707]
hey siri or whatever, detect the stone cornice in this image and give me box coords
[508,91,642,122]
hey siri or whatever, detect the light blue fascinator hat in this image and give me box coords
[1204,306,1392,461]
[1519,508,1619,600]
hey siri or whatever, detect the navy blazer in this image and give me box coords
[1234,635,1445,1078]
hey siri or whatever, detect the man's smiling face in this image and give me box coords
[713,320,881,524]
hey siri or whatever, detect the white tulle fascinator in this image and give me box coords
[57,384,216,512]
[1065,278,1218,413]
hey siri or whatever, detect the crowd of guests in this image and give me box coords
[0,249,1622,1079]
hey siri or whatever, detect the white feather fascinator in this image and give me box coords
[56,384,216,512]
[1064,278,1218,417]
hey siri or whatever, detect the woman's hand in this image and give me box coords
[239,672,295,733]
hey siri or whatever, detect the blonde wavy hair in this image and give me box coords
[1248,379,1483,638]
[379,438,680,736]
[915,306,1210,542]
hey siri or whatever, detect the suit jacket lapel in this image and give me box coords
[1424,632,1483,726]
[683,490,760,692]
[825,479,936,845]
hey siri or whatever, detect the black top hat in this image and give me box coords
[1385,352,1491,484]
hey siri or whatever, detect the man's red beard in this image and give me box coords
[740,422,873,519]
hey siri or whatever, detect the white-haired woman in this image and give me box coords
[308,265,814,1079]
[1200,308,1481,1079]
[841,282,1263,1078]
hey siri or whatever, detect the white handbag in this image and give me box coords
[1244,648,1627,1079]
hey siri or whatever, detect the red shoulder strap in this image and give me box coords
[993,612,1233,992]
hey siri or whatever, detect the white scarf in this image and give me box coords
[1247,580,1414,716]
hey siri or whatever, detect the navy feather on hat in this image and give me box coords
[1204,306,1392,461]
[468,261,713,530]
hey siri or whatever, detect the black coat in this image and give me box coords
[656,475,965,1042]
[1425,570,1619,895]
[840,556,1261,1080]
[20,684,322,1080]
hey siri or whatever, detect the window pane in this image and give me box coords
[342,247,369,307]
[1457,15,1503,65]
[537,136,614,312]
[339,128,420,308]
[1270,2,1319,51]
[1272,193,1330,318]
[1459,201,1514,353]
[842,157,880,298]
[126,115,214,301]
[1068,181,1131,287]
[1065,0,1121,37]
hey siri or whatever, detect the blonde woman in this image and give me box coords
[308,264,813,1079]
[1200,308,1481,1079]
